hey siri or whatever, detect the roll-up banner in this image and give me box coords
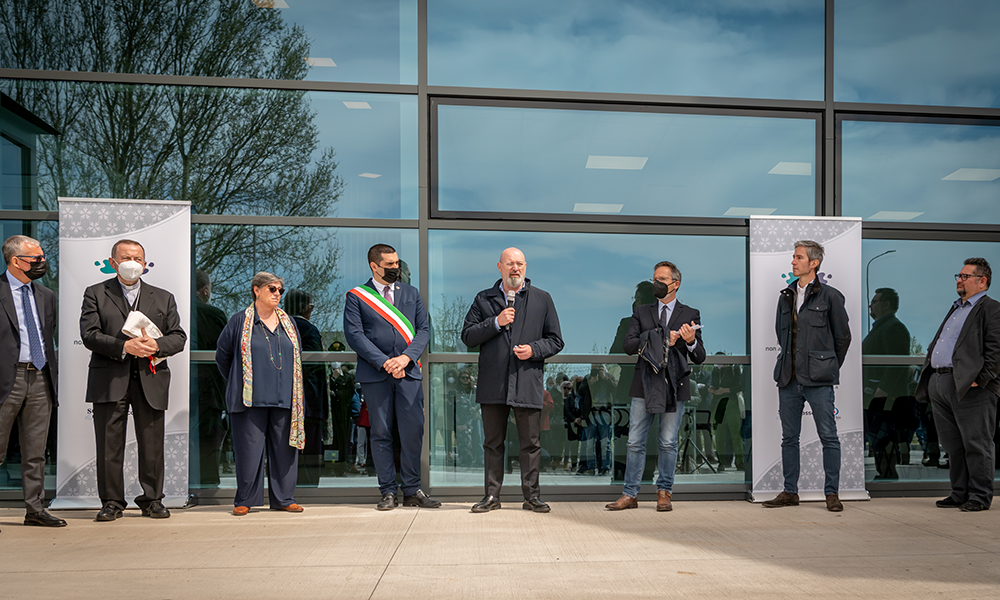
[749,216,868,502]
[52,198,191,509]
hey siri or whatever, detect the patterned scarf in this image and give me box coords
[239,304,305,449]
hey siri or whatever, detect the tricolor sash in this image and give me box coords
[348,285,422,367]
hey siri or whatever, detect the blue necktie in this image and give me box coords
[21,285,46,370]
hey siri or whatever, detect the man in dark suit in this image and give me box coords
[605,260,705,512]
[461,247,564,513]
[862,287,913,479]
[343,243,438,510]
[80,239,187,522]
[191,269,228,486]
[285,289,330,484]
[0,235,65,529]
[916,257,1000,512]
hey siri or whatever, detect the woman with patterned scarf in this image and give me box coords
[216,272,305,516]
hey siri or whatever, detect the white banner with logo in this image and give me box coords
[749,216,867,502]
[52,197,190,509]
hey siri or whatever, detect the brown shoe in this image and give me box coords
[232,506,250,516]
[826,494,844,512]
[274,503,304,512]
[605,495,638,511]
[656,490,673,512]
[762,491,799,508]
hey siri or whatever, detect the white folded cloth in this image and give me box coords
[122,311,166,366]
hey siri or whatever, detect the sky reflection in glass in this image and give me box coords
[437,104,816,218]
[842,120,1000,224]
[835,0,1000,107]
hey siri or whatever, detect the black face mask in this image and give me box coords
[23,260,47,281]
[381,267,401,284]
[652,280,672,299]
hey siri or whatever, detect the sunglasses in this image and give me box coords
[266,285,285,295]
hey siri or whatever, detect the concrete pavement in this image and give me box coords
[1,498,999,599]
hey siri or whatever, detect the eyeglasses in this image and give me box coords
[267,285,285,295]
[955,273,984,282]
[16,254,46,263]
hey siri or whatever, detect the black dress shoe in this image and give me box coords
[377,492,398,511]
[960,500,989,512]
[141,501,170,519]
[24,510,67,527]
[471,495,501,513]
[522,497,551,513]
[402,490,441,508]
[95,503,123,522]
[935,496,964,508]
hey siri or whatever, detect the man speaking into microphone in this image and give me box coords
[461,247,563,513]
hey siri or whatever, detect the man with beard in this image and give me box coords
[916,258,1000,512]
[461,248,564,513]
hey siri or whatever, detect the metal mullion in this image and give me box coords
[191,214,418,229]
[423,353,750,365]
[0,68,417,96]
[835,101,1000,121]
[418,0,432,494]
[427,85,826,113]
[427,219,749,237]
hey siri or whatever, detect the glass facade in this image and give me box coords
[428,0,825,100]
[0,0,418,85]
[427,230,747,354]
[2,1,998,502]
[435,103,818,219]
[835,0,1000,108]
[842,118,1000,224]
[1,80,418,218]
[428,363,750,488]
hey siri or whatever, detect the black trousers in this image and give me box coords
[481,403,541,499]
[93,374,164,509]
[929,371,998,507]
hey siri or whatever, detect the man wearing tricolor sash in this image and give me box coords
[343,244,439,510]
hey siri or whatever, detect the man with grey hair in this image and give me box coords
[81,239,187,522]
[765,240,851,511]
[0,235,65,529]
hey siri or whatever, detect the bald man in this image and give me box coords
[461,248,564,513]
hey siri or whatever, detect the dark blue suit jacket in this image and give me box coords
[343,279,429,384]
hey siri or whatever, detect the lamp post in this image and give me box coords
[866,249,896,332]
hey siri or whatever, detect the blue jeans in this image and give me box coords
[622,398,685,497]
[778,383,841,496]
[593,408,612,471]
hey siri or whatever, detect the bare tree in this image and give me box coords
[0,0,345,327]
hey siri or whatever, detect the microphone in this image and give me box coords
[505,290,516,331]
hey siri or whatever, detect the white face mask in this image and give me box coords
[116,260,144,282]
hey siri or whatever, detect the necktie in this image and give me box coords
[660,305,669,366]
[383,285,392,305]
[21,285,46,370]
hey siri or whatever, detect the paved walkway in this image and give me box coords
[2,498,999,599]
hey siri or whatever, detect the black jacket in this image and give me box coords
[773,278,851,387]
[0,274,58,406]
[80,277,187,410]
[915,294,1000,402]
[861,313,912,401]
[623,301,706,409]
[460,279,564,408]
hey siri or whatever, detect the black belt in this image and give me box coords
[932,367,952,374]
[17,362,42,371]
